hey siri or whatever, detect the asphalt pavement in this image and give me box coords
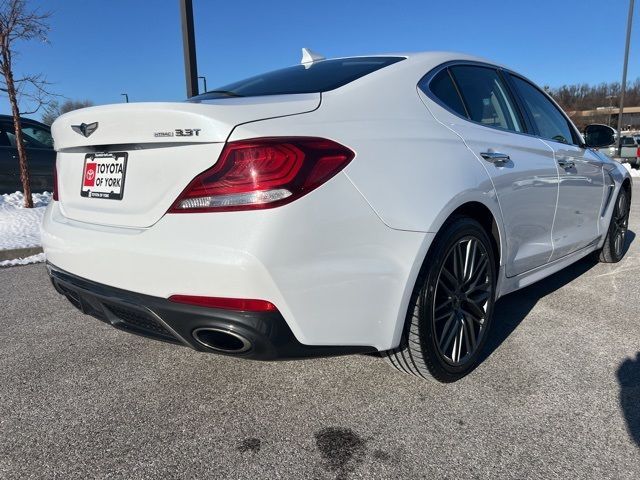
[1,187,639,479]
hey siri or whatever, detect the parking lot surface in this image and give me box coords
[1,187,639,479]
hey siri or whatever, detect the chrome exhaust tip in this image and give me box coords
[192,327,252,354]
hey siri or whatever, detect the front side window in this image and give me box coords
[509,75,575,145]
[449,66,522,133]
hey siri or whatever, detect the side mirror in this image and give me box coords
[584,124,616,148]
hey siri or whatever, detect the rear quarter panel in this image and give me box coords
[227,65,504,348]
[229,75,502,243]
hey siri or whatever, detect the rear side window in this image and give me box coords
[22,124,53,149]
[191,57,405,99]
[509,75,575,145]
[622,136,636,146]
[427,69,467,117]
[2,123,52,149]
[449,66,522,133]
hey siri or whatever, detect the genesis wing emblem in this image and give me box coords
[71,122,99,138]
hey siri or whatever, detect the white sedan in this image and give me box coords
[43,50,632,382]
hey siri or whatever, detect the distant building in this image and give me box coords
[567,106,640,131]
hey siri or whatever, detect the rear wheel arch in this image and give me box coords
[388,200,502,350]
[436,201,502,273]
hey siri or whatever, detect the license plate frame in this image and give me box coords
[80,152,128,200]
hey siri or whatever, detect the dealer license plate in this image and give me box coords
[81,152,128,200]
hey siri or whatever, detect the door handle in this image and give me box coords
[480,151,510,164]
[557,158,575,169]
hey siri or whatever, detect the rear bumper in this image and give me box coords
[48,263,374,360]
[42,173,430,351]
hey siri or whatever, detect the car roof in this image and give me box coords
[0,114,49,128]
[316,51,519,94]
[327,51,507,71]
[316,51,523,105]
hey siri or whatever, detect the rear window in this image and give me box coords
[191,57,404,99]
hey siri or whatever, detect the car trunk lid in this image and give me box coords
[52,94,320,228]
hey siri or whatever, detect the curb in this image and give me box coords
[0,246,43,262]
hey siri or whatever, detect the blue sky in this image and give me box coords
[4,0,639,119]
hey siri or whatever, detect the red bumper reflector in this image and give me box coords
[168,294,277,312]
[53,161,59,201]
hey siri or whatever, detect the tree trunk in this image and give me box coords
[1,48,32,208]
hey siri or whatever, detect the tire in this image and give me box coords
[598,187,631,263]
[385,216,497,383]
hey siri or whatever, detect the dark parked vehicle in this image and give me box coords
[0,114,55,193]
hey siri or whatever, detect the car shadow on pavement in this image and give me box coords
[618,353,640,447]
[480,230,636,365]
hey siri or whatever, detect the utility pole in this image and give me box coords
[617,0,635,155]
[180,0,199,98]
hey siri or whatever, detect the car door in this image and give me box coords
[424,64,559,277]
[0,120,55,193]
[20,122,55,192]
[508,74,604,260]
[0,121,20,193]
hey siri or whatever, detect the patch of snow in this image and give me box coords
[0,191,51,209]
[0,252,46,267]
[623,163,640,178]
[0,191,52,250]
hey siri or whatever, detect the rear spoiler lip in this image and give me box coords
[51,95,321,150]
[55,140,224,154]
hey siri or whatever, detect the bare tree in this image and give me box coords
[547,78,640,130]
[42,99,94,126]
[549,78,640,112]
[0,0,53,207]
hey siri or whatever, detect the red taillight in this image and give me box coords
[168,137,354,213]
[637,146,640,158]
[52,160,59,201]
[168,295,277,312]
